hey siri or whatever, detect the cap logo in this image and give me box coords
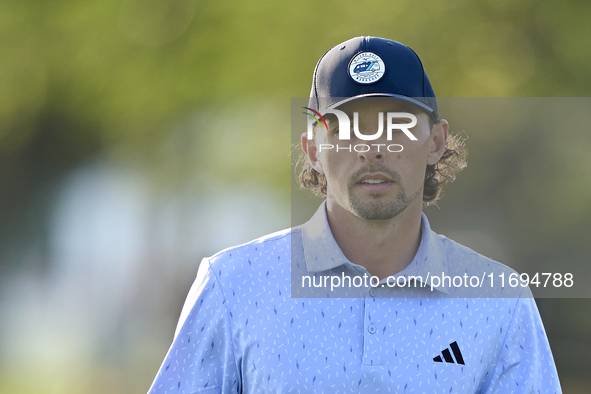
[348,52,385,84]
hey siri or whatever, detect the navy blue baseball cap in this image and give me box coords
[308,36,437,116]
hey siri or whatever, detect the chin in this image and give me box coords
[350,199,409,221]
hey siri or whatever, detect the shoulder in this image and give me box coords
[207,227,294,265]
[437,233,518,276]
[202,227,297,285]
[435,232,525,297]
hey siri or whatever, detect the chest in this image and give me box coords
[231,297,510,392]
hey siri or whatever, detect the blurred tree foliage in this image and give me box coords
[1,0,590,240]
[1,0,590,153]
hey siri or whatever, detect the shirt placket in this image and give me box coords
[362,284,384,366]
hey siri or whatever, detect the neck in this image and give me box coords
[325,198,423,279]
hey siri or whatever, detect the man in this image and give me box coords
[148,37,561,393]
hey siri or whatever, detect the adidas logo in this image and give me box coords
[433,341,465,365]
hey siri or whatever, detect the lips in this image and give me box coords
[357,173,394,184]
[355,173,395,193]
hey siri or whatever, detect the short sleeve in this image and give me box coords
[147,258,241,394]
[483,288,562,393]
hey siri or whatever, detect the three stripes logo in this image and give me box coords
[433,341,465,365]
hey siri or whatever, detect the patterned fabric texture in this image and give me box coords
[148,203,561,393]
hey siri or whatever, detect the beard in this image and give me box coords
[345,165,422,220]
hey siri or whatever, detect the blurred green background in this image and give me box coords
[0,0,590,393]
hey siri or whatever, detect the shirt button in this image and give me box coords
[369,288,376,297]
[368,324,376,334]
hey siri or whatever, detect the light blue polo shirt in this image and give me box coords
[148,202,561,393]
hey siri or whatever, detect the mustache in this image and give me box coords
[348,164,402,187]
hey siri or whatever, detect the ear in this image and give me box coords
[301,132,324,174]
[427,119,448,165]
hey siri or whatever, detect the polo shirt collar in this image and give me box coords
[301,201,450,295]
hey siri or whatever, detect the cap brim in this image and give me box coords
[320,93,435,115]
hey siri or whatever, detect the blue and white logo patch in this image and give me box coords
[348,52,385,84]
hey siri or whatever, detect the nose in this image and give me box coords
[357,145,383,163]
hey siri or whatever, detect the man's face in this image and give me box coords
[303,97,447,221]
